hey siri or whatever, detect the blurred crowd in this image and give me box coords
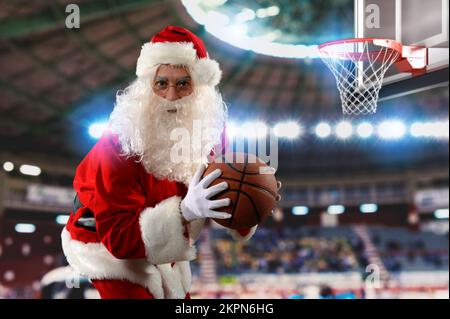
[211,226,449,275]
[377,237,449,272]
[213,228,367,275]
[1,225,448,299]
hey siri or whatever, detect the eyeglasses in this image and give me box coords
[152,77,193,95]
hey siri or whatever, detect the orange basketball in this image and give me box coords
[202,152,278,229]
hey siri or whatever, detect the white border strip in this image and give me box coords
[395,0,402,42]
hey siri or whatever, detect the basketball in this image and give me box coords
[202,152,278,229]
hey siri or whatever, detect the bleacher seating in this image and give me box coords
[204,225,449,275]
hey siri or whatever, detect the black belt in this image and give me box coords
[73,193,83,214]
[73,193,97,232]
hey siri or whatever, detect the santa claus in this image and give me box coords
[61,26,257,299]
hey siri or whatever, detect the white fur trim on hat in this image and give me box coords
[136,42,222,86]
[192,58,222,87]
[139,196,196,265]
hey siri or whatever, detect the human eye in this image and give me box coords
[176,79,191,89]
[154,80,168,88]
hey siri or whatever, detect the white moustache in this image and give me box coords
[155,95,194,115]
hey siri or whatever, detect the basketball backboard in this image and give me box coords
[355,0,449,101]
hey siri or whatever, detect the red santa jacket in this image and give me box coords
[61,131,255,298]
[66,131,190,257]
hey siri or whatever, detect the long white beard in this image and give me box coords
[109,73,227,185]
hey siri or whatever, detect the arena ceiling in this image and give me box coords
[0,0,448,175]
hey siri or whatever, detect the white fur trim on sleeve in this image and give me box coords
[139,196,196,265]
[187,219,205,244]
[228,225,258,242]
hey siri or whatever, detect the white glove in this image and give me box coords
[180,164,231,222]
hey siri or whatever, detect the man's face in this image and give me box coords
[110,60,225,183]
[152,64,193,108]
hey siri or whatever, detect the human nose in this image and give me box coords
[164,85,181,101]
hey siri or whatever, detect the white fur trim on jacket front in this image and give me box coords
[139,196,196,265]
[136,42,222,86]
[61,227,192,299]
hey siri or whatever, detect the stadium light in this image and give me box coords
[241,121,267,138]
[182,1,320,59]
[335,121,353,139]
[226,122,239,139]
[3,161,14,172]
[357,122,374,138]
[377,120,406,140]
[206,10,230,25]
[435,121,450,139]
[3,271,15,282]
[202,0,227,7]
[266,6,280,16]
[256,6,280,18]
[15,223,36,234]
[19,164,41,176]
[410,122,426,137]
[274,121,301,139]
[56,215,70,225]
[360,203,378,213]
[256,8,268,18]
[411,121,449,139]
[229,24,248,38]
[235,8,255,22]
[327,205,345,215]
[434,208,449,219]
[292,206,309,216]
[89,122,108,139]
[315,122,332,138]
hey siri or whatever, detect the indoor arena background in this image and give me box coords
[0,0,448,299]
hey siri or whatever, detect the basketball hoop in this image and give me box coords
[319,38,427,115]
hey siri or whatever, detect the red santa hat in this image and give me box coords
[136,25,222,87]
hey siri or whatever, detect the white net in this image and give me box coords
[320,40,401,115]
